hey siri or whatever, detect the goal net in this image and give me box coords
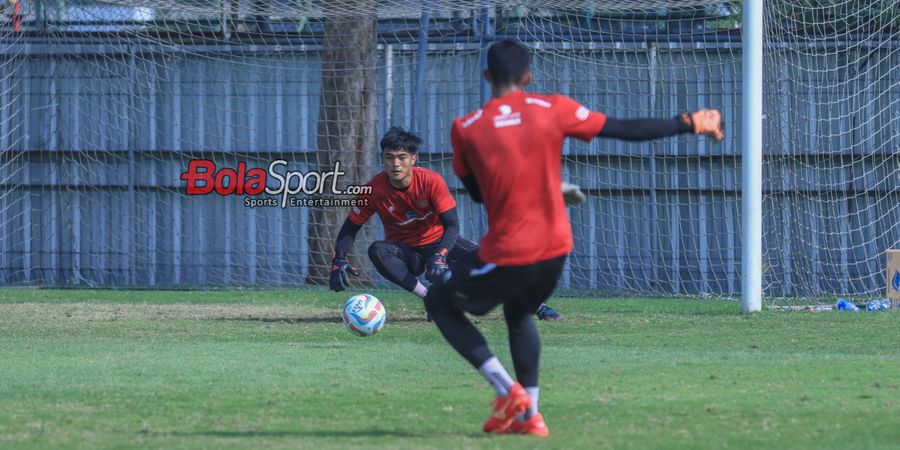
[1,1,898,305]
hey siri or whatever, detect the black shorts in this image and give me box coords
[440,253,567,316]
[385,237,479,277]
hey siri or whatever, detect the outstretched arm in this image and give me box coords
[598,110,725,142]
[599,117,689,141]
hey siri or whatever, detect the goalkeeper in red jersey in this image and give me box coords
[425,40,724,436]
[328,126,562,321]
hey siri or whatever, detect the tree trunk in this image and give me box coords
[308,4,377,286]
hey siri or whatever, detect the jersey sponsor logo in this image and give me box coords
[576,105,590,121]
[462,109,483,128]
[493,104,521,128]
[396,211,434,226]
[494,117,521,128]
[353,207,362,215]
[525,97,551,108]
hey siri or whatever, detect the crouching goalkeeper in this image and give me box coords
[329,127,562,321]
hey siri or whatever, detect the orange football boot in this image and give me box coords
[482,382,531,433]
[508,412,549,437]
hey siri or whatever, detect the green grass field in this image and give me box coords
[1,289,899,449]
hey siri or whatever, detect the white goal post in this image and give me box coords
[742,0,762,312]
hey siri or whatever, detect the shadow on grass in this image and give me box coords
[212,316,432,324]
[155,428,483,439]
[586,308,742,317]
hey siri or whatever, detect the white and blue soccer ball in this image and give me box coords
[342,294,386,337]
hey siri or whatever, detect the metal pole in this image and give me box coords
[742,0,763,312]
[222,0,231,41]
[479,7,492,104]
[648,43,660,290]
[127,47,138,285]
[385,44,394,126]
[412,12,430,131]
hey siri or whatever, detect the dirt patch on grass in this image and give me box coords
[0,303,337,322]
[0,302,438,323]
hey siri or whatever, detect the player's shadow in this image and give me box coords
[216,316,341,324]
[213,316,428,324]
[162,428,482,438]
[580,308,739,317]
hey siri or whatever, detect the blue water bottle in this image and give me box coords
[836,299,860,312]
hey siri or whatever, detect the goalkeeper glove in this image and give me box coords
[329,256,359,292]
[425,249,450,283]
[681,109,725,141]
[562,181,587,205]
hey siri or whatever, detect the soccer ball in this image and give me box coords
[342,294,386,337]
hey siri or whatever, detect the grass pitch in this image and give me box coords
[1,289,899,449]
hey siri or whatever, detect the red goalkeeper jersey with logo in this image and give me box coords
[451,91,607,265]
[348,167,457,247]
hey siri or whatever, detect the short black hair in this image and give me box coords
[487,40,531,86]
[380,126,423,154]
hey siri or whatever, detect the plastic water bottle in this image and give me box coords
[865,300,890,311]
[836,299,860,312]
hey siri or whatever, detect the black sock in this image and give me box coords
[504,303,541,387]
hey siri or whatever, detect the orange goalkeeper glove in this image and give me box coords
[681,109,725,141]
